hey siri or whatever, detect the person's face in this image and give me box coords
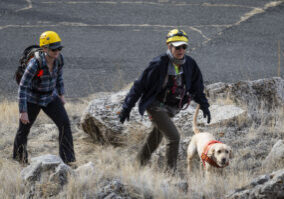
[44,47,62,59]
[168,44,187,60]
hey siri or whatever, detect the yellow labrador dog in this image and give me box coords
[187,104,233,177]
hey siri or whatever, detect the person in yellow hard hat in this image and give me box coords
[119,29,210,174]
[13,31,76,165]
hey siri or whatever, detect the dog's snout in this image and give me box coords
[221,158,227,164]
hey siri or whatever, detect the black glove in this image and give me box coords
[119,108,130,124]
[200,106,211,124]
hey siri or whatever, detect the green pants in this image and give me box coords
[137,103,180,171]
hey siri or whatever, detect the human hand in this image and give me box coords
[20,112,30,124]
[118,109,130,124]
[201,106,211,124]
[59,95,66,105]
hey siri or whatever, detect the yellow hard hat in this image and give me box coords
[39,31,62,49]
[166,29,188,45]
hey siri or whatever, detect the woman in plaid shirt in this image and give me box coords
[13,31,76,165]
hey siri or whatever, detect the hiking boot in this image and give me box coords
[66,162,77,169]
[13,155,29,166]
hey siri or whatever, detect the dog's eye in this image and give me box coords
[217,150,221,154]
[225,150,229,153]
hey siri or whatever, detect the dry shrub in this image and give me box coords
[0,99,18,128]
[0,96,283,198]
[0,159,25,198]
[65,145,187,199]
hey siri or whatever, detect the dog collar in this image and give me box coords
[201,140,228,168]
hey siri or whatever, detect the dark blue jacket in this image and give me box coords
[122,53,209,115]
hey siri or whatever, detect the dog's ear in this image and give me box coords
[207,147,215,157]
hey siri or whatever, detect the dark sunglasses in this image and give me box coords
[51,47,63,52]
[174,45,187,50]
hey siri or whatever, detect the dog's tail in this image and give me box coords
[193,104,200,134]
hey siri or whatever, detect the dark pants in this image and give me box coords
[137,106,180,172]
[13,96,76,164]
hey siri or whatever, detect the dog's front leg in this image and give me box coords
[205,167,213,182]
[187,155,194,175]
[187,143,196,175]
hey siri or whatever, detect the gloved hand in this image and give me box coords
[118,108,130,124]
[200,106,211,124]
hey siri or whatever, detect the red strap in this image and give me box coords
[201,140,223,168]
[37,69,44,77]
[171,78,177,94]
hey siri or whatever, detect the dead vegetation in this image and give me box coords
[0,96,283,198]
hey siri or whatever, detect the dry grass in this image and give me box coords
[64,145,188,198]
[0,99,18,128]
[0,97,283,198]
[0,159,25,198]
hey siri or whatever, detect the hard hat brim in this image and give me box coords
[171,41,188,47]
[48,42,63,49]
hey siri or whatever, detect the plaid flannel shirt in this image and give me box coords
[18,53,65,113]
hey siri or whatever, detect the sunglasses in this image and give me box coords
[174,45,187,50]
[51,47,63,52]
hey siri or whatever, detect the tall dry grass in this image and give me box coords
[0,99,19,128]
[0,97,284,198]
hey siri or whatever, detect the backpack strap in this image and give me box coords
[34,51,42,70]
[57,53,64,69]
[34,52,63,76]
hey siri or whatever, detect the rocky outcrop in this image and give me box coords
[206,77,284,115]
[21,154,73,198]
[21,155,101,198]
[82,78,284,146]
[16,77,284,199]
[80,91,152,146]
[80,92,246,146]
[20,155,167,199]
[262,140,284,171]
[95,178,151,199]
[226,169,284,199]
[21,154,70,183]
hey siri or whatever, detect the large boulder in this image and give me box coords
[226,169,284,199]
[80,91,152,146]
[80,91,246,146]
[262,140,284,171]
[206,77,284,116]
[21,154,67,182]
[21,154,73,198]
[21,154,100,198]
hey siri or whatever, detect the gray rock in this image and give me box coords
[81,91,152,146]
[21,154,63,182]
[263,140,284,171]
[49,163,73,186]
[96,178,140,199]
[205,77,284,116]
[75,162,95,176]
[21,154,73,197]
[21,161,42,182]
[30,154,63,171]
[226,169,284,199]
[81,91,246,146]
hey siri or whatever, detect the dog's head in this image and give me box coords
[208,143,233,167]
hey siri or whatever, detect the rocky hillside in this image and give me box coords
[0,77,283,199]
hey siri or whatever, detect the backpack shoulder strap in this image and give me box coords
[34,51,42,70]
[58,53,64,68]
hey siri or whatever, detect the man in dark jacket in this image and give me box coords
[119,29,210,173]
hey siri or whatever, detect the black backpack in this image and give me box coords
[14,45,63,85]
